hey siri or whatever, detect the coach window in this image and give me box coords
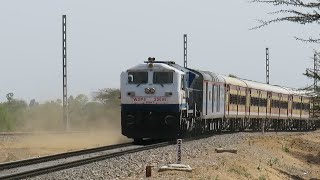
[153,72,173,84]
[128,72,148,84]
[230,94,237,104]
[240,96,246,105]
[292,102,297,109]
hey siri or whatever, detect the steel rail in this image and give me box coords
[0,142,170,180]
[0,142,133,170]
[0,132,32,136]
[0,131,90,136]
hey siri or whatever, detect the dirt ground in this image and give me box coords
[0,131,129,163]
[153,131,320,180]
[1,131,320,179]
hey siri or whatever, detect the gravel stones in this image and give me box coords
[26,131,313,180]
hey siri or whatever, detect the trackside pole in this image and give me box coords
[62,15,69,131]
[263,47,269,134]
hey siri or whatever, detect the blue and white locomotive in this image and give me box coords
[121,57,315,143]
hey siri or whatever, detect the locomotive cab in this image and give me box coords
[120,59,186,140]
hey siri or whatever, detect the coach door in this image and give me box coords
[205,82,208,116]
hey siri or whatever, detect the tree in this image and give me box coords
[68,94,89,122]
[0,98,27,131]
[92,88,120,107]
[55,99,62,106]
[6,93,14,103]
[252,0,320,120]
[29,99,39,107]
[252,0,320,42]
[0,105,13,131]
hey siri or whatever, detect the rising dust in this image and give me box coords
[0,117,129,163]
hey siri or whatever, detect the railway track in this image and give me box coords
[0,141,171,180]
[0,131,90,136]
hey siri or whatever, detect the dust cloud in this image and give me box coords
[0,108,131,163]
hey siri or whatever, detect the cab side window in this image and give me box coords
[181,75,185,90]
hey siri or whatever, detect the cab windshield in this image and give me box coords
[128,72,148,84]
[153,72,173,84]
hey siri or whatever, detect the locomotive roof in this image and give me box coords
[126,63,185,74]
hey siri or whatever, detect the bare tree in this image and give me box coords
[252,0,320,43]
[304,51,320,91]
[252,1,320,120]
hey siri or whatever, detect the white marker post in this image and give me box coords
[177,139,182,164]
[159,138,192,172]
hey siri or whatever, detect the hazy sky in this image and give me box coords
[0,0,318,102]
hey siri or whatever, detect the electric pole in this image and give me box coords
[62,15,69,131]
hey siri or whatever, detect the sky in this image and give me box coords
[0,0,318,103]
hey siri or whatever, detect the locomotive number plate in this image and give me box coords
[132,97,167,104]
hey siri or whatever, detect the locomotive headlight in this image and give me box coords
[145,88,151,94]
[127,92,135,97]
[145,88,156,94]
[165,92,173,96]
[150,88,156,94]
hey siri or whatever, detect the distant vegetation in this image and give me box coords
[0,88,120,132]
